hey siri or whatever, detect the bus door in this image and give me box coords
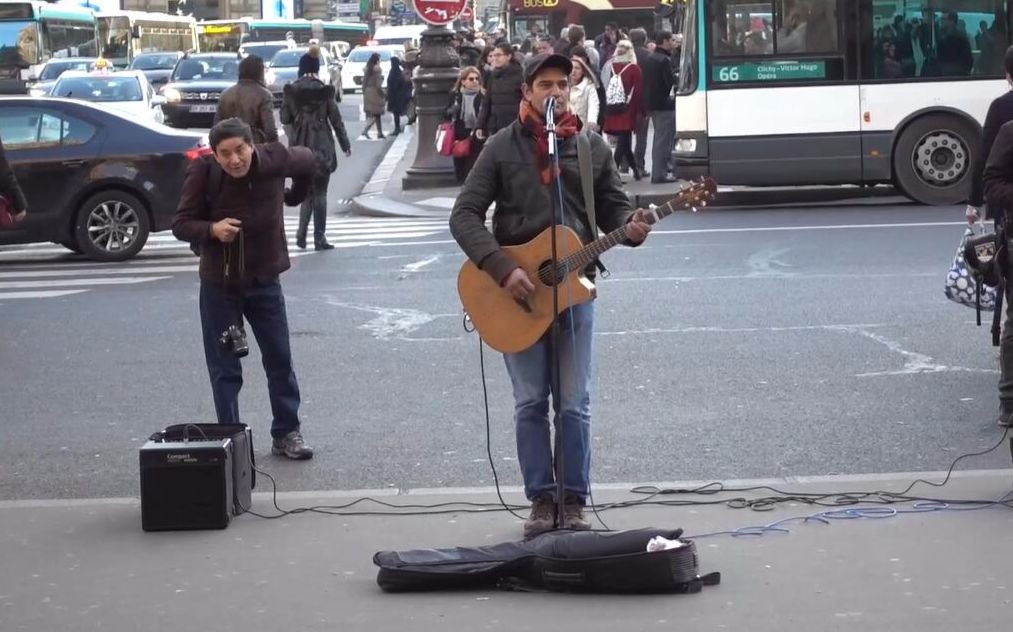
[704,0,862,186]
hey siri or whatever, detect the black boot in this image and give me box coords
[999,400,1013,427]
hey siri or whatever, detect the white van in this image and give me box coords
[372,25,426,49]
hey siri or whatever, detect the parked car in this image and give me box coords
[28,57,99,96]
[266,46,342,106]
[129,52,184,89]
[240,40,296,61]
[0,98,206,261]
[159,52,241,128]
[340,45,403,94]
[51,70,165,124]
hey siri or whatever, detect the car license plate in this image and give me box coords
[190,104,216,113]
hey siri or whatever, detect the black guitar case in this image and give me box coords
[373,527,720,594]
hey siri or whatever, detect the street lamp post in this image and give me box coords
[401,25,459,190]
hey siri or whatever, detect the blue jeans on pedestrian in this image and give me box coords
[199,277,301,439]
[503,301,594,503]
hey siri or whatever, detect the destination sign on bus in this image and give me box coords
[201,24,238,34]
[712,60,826,83]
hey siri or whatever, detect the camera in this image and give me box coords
[219,324,249,358]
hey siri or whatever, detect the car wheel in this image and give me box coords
[73,190,150,262]
[893,113,979,206]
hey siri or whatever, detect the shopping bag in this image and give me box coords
[435,122,454,156]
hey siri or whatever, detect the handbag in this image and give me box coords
[945,223,999,312]
[451,136,472,158]
[0,194,13,228]
[435,121,454,156]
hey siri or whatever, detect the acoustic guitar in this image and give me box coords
[458,177,718,353]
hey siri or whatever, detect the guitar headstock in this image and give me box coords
[673,177,717,212]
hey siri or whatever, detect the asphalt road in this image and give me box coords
[1,190,1008,499]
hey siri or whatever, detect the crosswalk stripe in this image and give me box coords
[0,265,196,279]
[0,276,171,289]
[0,289,90,299]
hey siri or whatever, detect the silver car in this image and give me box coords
[265,47,342,106]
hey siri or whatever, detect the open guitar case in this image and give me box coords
[373,527,720,594]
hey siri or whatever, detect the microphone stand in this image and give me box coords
[544,96,566,530]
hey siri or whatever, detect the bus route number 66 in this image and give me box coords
[718,66,740,81]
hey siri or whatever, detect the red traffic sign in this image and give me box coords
[412,0,466,25]
[460,6,473,21]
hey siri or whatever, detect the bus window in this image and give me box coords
[711,1,774,56]
[867,1,1008,80]
[776,0,837,54]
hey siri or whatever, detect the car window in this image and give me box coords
[53,76,143,102]
[131,54,179,70]
[347,48,393,62]
[172,56,239,81]
[0,108,96,149]
[39,61,93,80]
[270,50,304,67]
[242,44,287,61]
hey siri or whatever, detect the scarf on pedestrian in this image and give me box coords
[461,87,480,130]
[518,98,580,185]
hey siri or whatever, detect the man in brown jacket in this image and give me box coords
[172,118,315,459]
[214,55,278,143]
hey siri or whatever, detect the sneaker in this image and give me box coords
[523,495,556,538]
[272,431,314,460]
[999,400,1013,427]
[562,494,591,531]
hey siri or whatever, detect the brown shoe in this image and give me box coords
[523,495,556,538]
[562,494,591,531]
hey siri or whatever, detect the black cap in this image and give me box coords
[523,53,573,84]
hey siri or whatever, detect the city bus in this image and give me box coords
[674,0,1012,205]
[197,18,368,53]
[0,0,97,93]
[95,11,199,68]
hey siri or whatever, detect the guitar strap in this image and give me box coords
[576,131,609,277]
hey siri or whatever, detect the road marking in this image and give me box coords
[0,265,196,279]
[0,276,170,289]
[651,221,965,235]
[0,289,89,300]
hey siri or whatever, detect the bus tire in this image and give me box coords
[893,114,979,206]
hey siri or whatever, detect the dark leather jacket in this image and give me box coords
[476,62,524,137]
[450,121,635,285]
[214,79,278,143]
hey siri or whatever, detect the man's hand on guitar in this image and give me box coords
[503,268,535,300]
[627,209,653,244]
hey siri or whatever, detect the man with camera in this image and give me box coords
[172,118,316,459]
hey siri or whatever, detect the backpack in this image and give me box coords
[604,64,632,116]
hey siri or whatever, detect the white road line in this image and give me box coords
[0,265,196,279]
[651,221,966,235]
[0,276,171,289]
[0,289,89,299]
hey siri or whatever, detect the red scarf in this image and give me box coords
[518,99,581,185]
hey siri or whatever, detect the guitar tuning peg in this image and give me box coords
[648,203,658,211]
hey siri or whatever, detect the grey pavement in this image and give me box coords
[2,469,1012,631]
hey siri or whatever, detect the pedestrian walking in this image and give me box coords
[445,66,485,183]
[386,57,412,136]
[214,55,278,143]
[280,48,352,251]
[361,52,386,139]
[643,30,678,183]
[569,55,599,132]
[602,40,645,180]
[475,42,524,140]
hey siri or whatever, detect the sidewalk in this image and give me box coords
[2,468,1012,631]
[350,127,906,219]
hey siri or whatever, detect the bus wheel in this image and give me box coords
[893,114,978,206]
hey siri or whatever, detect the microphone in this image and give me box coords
[544,96,556,127]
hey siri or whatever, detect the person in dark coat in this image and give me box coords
[642,31,678,183]
[280,51,352,251]
[386,57,412,136]
[445,66,485,183]
[602,41,645,180]
[214,55,278,143]
[0,136,27,223]
[475,42,524,140]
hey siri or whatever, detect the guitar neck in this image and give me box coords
[563,200,676,272]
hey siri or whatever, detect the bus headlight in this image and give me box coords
[675,138,697,153]
[162,87,182,104]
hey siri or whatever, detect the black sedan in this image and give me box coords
[159,53,240,128]
[129,52,184,89]
[0,98,207,261]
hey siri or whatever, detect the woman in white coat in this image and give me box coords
[568,55,600,132]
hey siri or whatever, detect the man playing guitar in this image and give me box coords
[450,53,652,538]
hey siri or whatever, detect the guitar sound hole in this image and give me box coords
[537,261,566,286]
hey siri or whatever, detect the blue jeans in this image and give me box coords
[199,278,301,439]
[503,301,594,503]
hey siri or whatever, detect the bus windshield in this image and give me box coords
[0,20,38,67]
[130,53,178,70]
[97,16,129,61]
